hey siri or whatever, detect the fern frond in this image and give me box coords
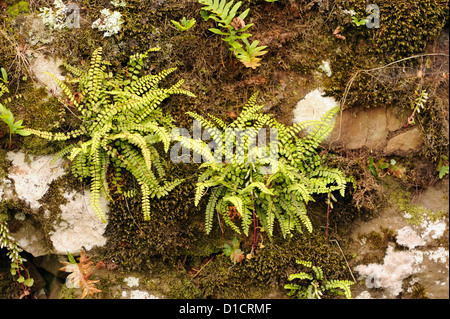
[290,196,312,233]
[324,280,354,299]
[43,71,80,110]
[205,186,222,234]
[287,272,314,281]
[152,179,184,199]
[63,63,85,78]
[223,194,244,217]
[217,197,241,234]
[141,183,151,220]
[296,260,313,268]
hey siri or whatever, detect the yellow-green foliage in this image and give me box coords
[6,1,29,19]
[285,259,354,299]
[198,0,267,68]
[26,47,195,222]
[0,82,31,143]
[176,93,349,238]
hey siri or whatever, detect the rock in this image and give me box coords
[5,152,66,210]
[354,245,421,297]
[396,226,426,249]
[383,127,423,156]
[30,53,66,95]
[49,190,108,255]
[328,107,388,150]
[9,217,50,257]
[292,88,338,127]
[16,15,55,46]
[4,151,109,257]
[386,108,405,132]
[355,291,373,299]
[46,276,62,299]
[33,254,65,277]
[326,106,424,156]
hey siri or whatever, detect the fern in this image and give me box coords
[25,47,195,222]
[0,82,31,147]
[181,92,350,239]
[285,260,354,299]
[198,0,267,68]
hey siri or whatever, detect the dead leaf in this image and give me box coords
[231,249,245,264]
[389,167,404,179]
[244,76,267,86]
[60,250,102,298]
[227,111,237,120]
[231,17,246,30]
[333,27,346,40]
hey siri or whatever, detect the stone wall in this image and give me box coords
[1,151,108,257]
[327,106,423,156]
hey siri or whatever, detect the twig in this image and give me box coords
[330,239,357,283]
[192,255,215,278]
[325,199,330,242]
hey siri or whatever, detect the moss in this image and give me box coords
[322,0,448,111]
[354,227,396,264]
[410,283,429,299]
[5,0,28,19]
[57,284,78,299]
[0,148,11,179]
[335,0,448,62]
[100,159,225,272]
[195,231,351,299]
[416,93,449,163]
[1,79,72,155]
[388,182,446,226]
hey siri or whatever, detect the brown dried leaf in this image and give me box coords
[231,17,246,30]
[226,111,237,119]
[333,27,346,40]
[230,249,245,264]
[60,250,102,298]
[244,76,267,86]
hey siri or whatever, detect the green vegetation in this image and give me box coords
[350,16,367,27]
[175,93,349,239]
[0,82,31,147]
[171,17,196,32]
[198,0,267,68]
[438,155,449,179]
[0,0,447,301]
[0,221,34,298]
[26,47,195,222]
[0,68,7,84]
[284,260,354,299]
[6,1,29,19]
[222,236,244,264]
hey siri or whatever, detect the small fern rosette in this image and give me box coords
[26,47,195,222]
[179,93,350,238]
[285,260,354,299]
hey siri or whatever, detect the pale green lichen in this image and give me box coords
[92,9,123,37]
[39,0,68,30]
